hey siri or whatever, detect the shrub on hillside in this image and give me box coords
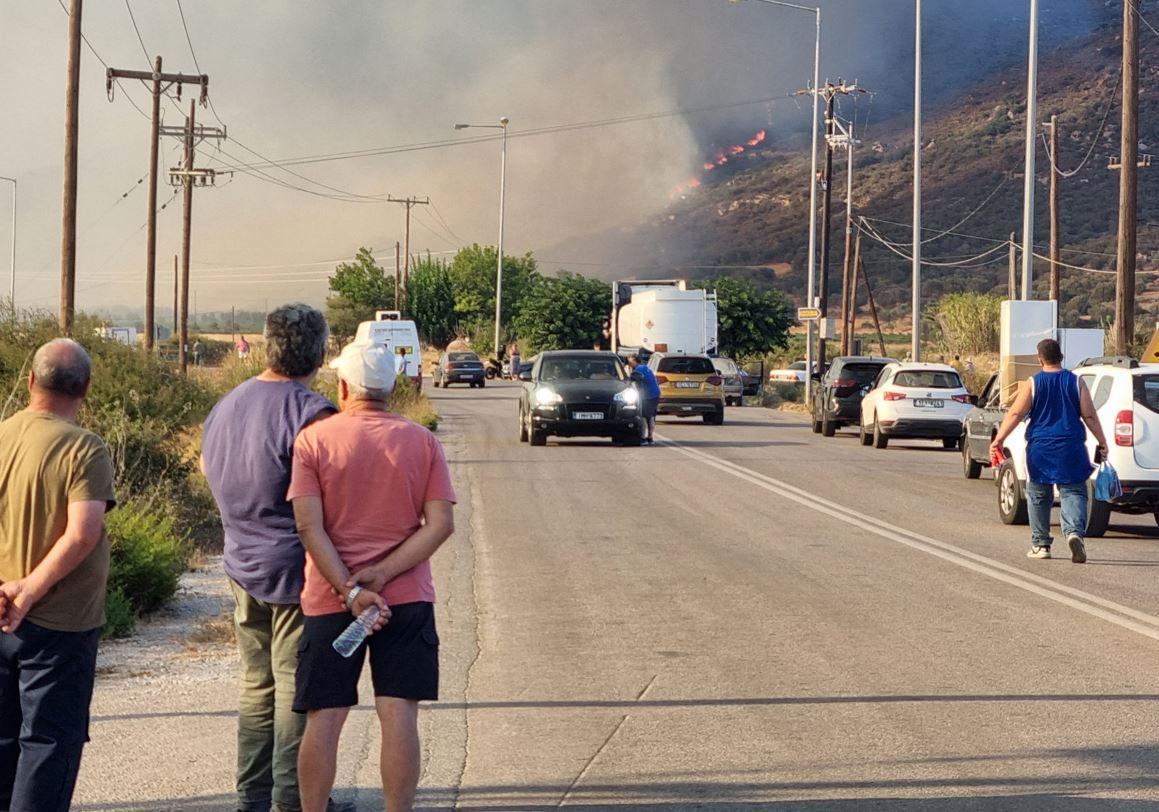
[103,501,189,638]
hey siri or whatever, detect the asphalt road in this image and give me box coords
[75,381,1159,810]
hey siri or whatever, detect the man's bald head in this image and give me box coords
[31,338,92,398]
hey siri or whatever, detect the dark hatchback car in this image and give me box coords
[433,351,486,388]
[811,356,898,436]
[962,373,1005,478]
[518,351,644,446]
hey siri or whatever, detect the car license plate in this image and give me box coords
[572,411,603,420]
[674,381,700,389]
[913,398,944,408]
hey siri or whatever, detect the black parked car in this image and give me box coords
[961,373,1006,479]
[518,351,644,446]
[811,356,898,437]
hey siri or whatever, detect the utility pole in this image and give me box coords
[1008,232,1018,299]
[813,81,866,367]
[847,229,863,352]
[387,196,429,308]
[106,61,209,350]
[1048,114,1061,302]
[164,103,224,374]
[394,240,401,307]
[59,0,82,334]
[172,254,177,338]
[178,102,195,375]
[836,119,860,355]
[1116,0,1140,354]
[912,0,922,361]
[1020,0,1041,300]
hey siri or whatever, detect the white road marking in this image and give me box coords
[657,434,1159,643]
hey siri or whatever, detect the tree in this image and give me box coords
[448,244,538,337]
[513,272,611,353]
[326,247,395,342]
[931,292,1002,355]
[406,257,456,348]
[692,277,793,360]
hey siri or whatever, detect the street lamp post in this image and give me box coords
[454,118,510,359]
[0,176,14,315]
[730,0,821,399]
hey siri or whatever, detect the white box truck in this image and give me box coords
[611,279,718,356]
[354,312,423,390]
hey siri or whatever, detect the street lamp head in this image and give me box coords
[499,116,509,126]
[454,123,470,130]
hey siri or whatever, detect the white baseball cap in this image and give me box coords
[329,341,398,392]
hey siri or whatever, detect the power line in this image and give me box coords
[1040,68,1122,178]
[53,0,151,120]
[124,0,152,66]
[1127,0,1159,40]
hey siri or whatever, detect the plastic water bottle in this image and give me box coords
[332,606,381,658]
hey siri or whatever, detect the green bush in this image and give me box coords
[104,501,189,637]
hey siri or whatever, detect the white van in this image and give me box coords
[353,312,423,390]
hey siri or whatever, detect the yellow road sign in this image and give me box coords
[1141,328,1159,364]
[797,307,821,320]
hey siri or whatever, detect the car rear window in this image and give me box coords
[713,359,738,375]
[789,362,807,371]
[540,357,625,381]
[1133,374,1159,414]
[893,370,963,389]
[841,363,889,385]
[657,356,715,374]
[448,352,480,363]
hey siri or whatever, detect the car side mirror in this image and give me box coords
[518,370,533,382]
[630,371,644,383]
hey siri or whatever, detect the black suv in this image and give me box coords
[961,373,1006,479]
[811,356,898,437]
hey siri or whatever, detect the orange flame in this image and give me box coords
[730,145,745,155]
[703,162,716,171]
[747,130,767,147]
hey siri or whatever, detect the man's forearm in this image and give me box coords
[375,512,454,585]
[299,526,351,595]
[23,531,101,603]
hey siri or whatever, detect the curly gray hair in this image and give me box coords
[263,304,328,377]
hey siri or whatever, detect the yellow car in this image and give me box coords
[647,352,725,425]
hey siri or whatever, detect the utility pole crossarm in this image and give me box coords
[106,67,208,100]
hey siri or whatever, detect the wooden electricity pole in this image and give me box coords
[59,0,82,333]
[1048,114,1061,302]
[387,196,429,308]
[1116,0,1140,354]
[847,230,863,353]
[172,254,178,338]
[179,102,195,375]
[394,241,402,307]
[1008,232,1018,300]
[106,61,208,350]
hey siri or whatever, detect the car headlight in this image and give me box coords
[535,387,562,406]
[614,387,640,406]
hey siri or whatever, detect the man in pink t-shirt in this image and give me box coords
[287,341,456,812]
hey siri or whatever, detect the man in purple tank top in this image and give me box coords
[202,305,336,812]
[992,339,1109,563]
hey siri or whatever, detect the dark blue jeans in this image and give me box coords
[0,621,101,812]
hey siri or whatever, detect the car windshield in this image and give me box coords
[448,352,480,363]
[1133,374,1159,414]
[713,359,737,375]
[840,363,889,385]
[540,357,625,382]
[657,356,715,375]
[894,370,963,389]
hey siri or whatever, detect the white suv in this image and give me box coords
[994,358,1159,535]
[858,362,974,449]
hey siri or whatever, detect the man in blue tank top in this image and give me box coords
[991,339,1109,563]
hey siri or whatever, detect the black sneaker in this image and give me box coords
[1067,534,1087,564]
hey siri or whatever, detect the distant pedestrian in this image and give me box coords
[627,353,660,444]
[508,343,521,380]
[965,357,976,374]
[236,336,251,360]
[991,339,1109,563]
[288,340,456,812]
[192,339,204,367]
[201,305,335,812]
[0,338,116,812]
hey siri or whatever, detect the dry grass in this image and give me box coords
[184,610,236,649]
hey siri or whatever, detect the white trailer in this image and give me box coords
[612,279,718,356]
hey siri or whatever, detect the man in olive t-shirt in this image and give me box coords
[0,338,115,812]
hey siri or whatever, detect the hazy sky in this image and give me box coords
[0,0,1098,315]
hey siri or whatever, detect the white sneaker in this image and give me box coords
[1026,546,1052,559]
